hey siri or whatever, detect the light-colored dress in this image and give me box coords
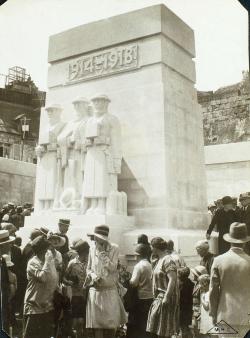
[200,291,213,334]
[146,255,179,337]
[86,242,127,329]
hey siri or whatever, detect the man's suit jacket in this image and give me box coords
[209,247,250,325]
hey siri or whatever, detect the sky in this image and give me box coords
[0,0,248,92]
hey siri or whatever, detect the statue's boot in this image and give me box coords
[86,198,98,215]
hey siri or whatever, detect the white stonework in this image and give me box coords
[24,5,210,259]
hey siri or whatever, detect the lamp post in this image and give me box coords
[20,116,30,161]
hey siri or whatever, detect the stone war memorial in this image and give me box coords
[22,4,210,265]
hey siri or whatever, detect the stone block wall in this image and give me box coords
[198,72,250,146]
[0,158,36,207]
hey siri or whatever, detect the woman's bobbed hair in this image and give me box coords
[151,237,168,251]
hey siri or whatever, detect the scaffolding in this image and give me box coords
[7,66,30,86]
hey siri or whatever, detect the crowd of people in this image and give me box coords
[0,193,249,338]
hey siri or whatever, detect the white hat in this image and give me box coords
[45,104,63,111]
[0,230,15,246]
[2,254,14,267]
[90,94,111,102]
[2,214,9,222]
[72,97,89,104]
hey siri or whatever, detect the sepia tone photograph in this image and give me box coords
[0,0,250,337]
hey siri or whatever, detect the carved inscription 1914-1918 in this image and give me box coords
[68,44,138,82]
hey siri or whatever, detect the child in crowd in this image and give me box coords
[178,267,194,338]
[190,265,208,338]
[198,274,214,337]
[64,239,90,338]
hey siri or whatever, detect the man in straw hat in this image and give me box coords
[85,225,127,338]
[0,229,15,334]
[209,222,250,338]
[35,103,65,210]
[206,196,239,254]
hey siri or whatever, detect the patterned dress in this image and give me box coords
[146,254,179,337]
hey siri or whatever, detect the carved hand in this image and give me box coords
[113,158,122,173]
[35,145,45,158]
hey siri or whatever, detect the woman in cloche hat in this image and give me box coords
[85,225,127,338]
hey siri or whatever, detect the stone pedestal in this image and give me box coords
[20,213,135,249]
[28,5,209,263]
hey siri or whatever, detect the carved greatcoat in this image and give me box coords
[36,121,65,201]
[83,113,122,198]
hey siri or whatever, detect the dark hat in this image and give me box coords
[0,230,15,246]
[88,225,109,242]
[135,243,150,257]
[23,203,32,208]
[16,206,23,212]
[223,222,250,243]
[239,192,250,201]
[31,235,50,252]
[36,226,50,237]
[30,229,43,241]
[71,239,90,253]
[58,219,70,226]
[222,196,233,205]
[178,266,190,279]
[137,234,149,245]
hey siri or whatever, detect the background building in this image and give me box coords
[0,66,46,163]
[0,67,45,207]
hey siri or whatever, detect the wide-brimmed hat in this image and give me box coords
[191,265,208,278]
[45,103,63,112]
[88,225,109,242]
[48,233,66,248]
[71,239,90,253]
[239,192,250,201]
[223,222,250,243]
[222,196,233,205]
[72,97,89,105]
[35,226,50,237]
[2,254,14,267]
[30,229,43,241]
[0,230,15,246]
[58,219,70,227]
[90,94,111,103]
[8,202,15,208]
[1,223,17,235]
[31,235,50,252]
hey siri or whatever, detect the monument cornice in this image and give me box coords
[48,4,195,63]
